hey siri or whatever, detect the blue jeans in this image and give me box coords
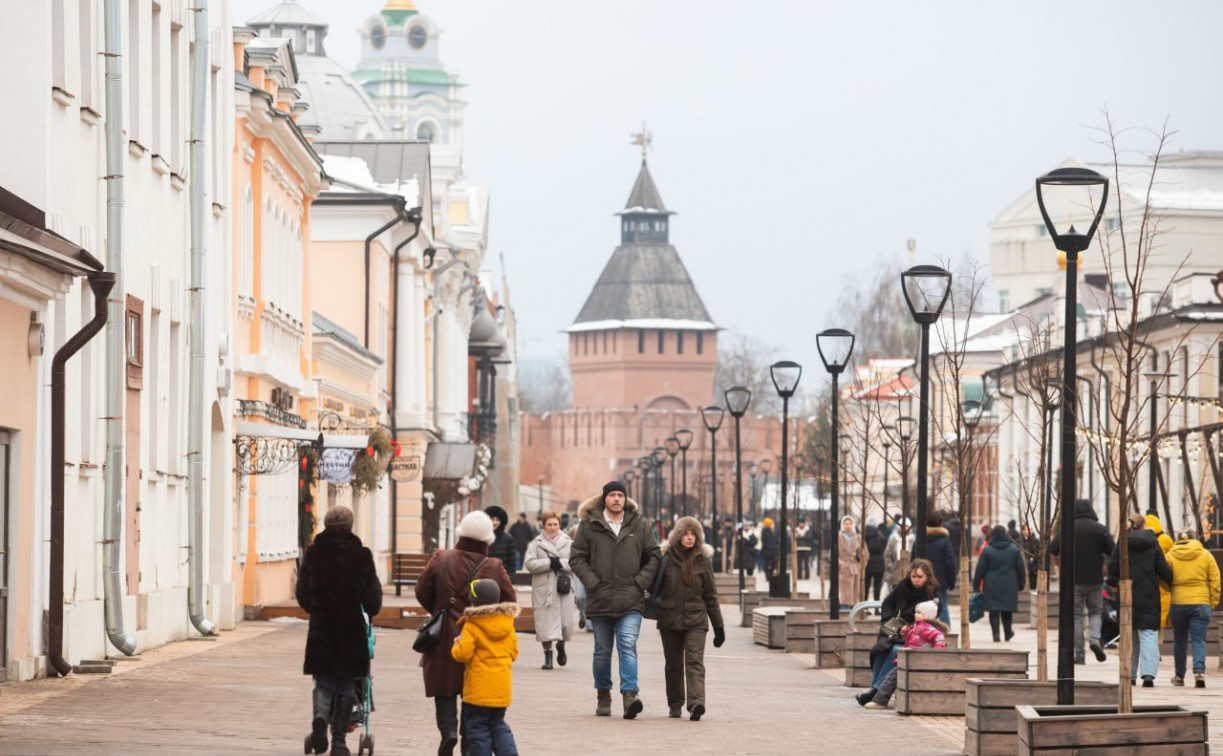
[1131,628,1160,680]
[461,703,517,756]
[1171,604,1212,677]
[936,588,951,626]
[591,611,642,692]
[870,644,899,689]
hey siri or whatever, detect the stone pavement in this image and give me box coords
[0,574,1218,755]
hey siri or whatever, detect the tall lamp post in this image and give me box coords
[757,458,773,524]
[676,429,694,518]
[1035,165,1109,705]
[651,446,667,523]
[725,386,752,590]
[893,416,916,574]
[961,399,984,575]
[665,436,680,526]
[769,361,802,597]
[817,328,855,619]
[881,435,892,526]
[901,264,953,558]
[623,470,636,506]
[637,457,653,515]
[700,405,726,571]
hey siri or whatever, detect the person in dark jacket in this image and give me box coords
[863,524,887,601]
[1107,514,1173,686]
[569,481,661,719]
[1019,524,1041,591]
[509,513,535,571]
[416,511,517,756]
[759,518,779,580]
[943,512,962,562]
[1050,499,1116,663]
[855,559,938,706]
[738,523,759,576]
[655,517,725,721]
[484,506,519,574]
[1007,519,1022,543]
[296,505,383,756]
[926,513,958,625]
[973,525,1027,642]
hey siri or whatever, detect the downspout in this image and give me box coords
[101,0,138,656]
[51,273,116,676]
[388,211,423,593]
[364,201,408,348]
[186,0,214,636]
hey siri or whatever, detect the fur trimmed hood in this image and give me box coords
[660,541,714,559]
[578,493,640,522]
[461,601,521,619]
[922,616,951,634]
[662,516,711,557]
[928,526,949,539]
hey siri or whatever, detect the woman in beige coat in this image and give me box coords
[838,515,862,609]
[524,511,575,670]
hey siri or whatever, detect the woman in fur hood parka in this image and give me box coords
[654,516,725,721]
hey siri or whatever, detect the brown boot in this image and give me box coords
[622,690,643,719]
[595,689,612,717]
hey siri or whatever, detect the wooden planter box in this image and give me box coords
[1016,704,1208,756]
[739,590,764,627]
[783,609,825,655]
[1027,590,1059,631]
[752,607,787,649]
[715,574,746,604]
[841,630,960,687]
[964,678,1117,756]
[895,648,1028,716]
[757,595,819,608]
[1160,620,1220,658]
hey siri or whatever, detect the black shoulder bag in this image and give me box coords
[642,553,670,621]
[413,556,489,654]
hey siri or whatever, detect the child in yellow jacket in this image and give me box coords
[451,578,520,756]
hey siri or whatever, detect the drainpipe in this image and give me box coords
[364,201,408,348]
[101,0,138,657]
[51,273,117,676]
[388,212,423,587]
[186,0,214,637]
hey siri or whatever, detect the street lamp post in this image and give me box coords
[665,436,680,528]
[651,446,667,524]
[701,405,726,571]
[638,457,653,516]
[676,429,694,518]
[901,264,953,558]
[1035,165,1110,706]
[725,386,752,590]
[961,400,984,575]
[881,436,892,526]
[624,469,636,507]
[769,361,802,597]
[895,416,916,574]
[537,475,545,522]
[817,328,855,619]
[757,458,773,524]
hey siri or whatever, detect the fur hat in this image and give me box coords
[323,505,354,530]
[915,600,938,620]
[602,480,627,501]
[484,505,509,533]
[456,511,495,545]
[468,578,500,607]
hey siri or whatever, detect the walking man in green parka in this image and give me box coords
[570,480,661,719]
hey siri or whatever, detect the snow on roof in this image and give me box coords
[1089,153,1223,212]
[321,154,419,206]
[565,318,718,333]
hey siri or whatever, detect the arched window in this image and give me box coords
[416,121,436,143]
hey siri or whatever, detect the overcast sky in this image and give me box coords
[233,0,1223,373]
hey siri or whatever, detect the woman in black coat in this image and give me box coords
[1107,514,1173,685]
[863,524,887,601]
[484,505,519,572]
[855,558,938,706]
[972,526,1027,642]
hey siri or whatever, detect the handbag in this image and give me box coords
[413,556,489,654]
[641,554,670,621]
[968,592,986,624]
[871,616,906,655]
[556,573,572,595]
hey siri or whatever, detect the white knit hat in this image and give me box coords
[915,600,939,620]
[456,511,495,545]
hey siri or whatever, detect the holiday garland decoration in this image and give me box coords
[351,427,395,494]
[298,444,321,549]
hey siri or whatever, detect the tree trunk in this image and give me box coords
[1036,570,1049,682]
[1118,579,1134,714]
[959,555,971,650]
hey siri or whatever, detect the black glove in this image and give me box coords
[713,626,725,648]
[549,556,563,572]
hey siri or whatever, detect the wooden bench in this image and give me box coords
[844,633,879,687]
[391,553,431,590]
[895,648,1028,716]
[812,618,875,668]
[752,607,788,649]
[964,678,1117,756]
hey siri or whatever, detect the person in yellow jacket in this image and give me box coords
[1145,514,1174,627]
[451,578,520,756]
[1167,531,1222,688]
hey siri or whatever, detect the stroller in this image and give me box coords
[1101,583,1120,649]
[305,611,376,755]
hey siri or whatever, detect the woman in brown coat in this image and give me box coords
[654,516,725,721]
[415,511,517,756]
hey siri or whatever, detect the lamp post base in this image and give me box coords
[768,575,792,599]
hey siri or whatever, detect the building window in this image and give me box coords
[127,0,142,143]
[52,0,68,93]
[168,23,182,171]
[677,331,684,354]
[416,121,436,143]
[696,331,704,355]
[150,2,162,154]
[79,0,96,111]
[638,329,645,353]
[126,295,144,390]
[602,331,607,353]
[998,290,1009,312]
[658,330,664,354]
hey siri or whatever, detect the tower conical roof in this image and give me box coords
[618,160,673,215]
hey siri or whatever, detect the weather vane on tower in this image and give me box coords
[630,124,652,159]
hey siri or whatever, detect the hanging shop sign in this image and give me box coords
[390,454,422,482]
[320,448,357,485]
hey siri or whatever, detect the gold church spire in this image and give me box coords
[383,0,417,10]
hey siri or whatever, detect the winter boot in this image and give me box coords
[435,695,459,755]
[855,688,877,707]
[595,689,612,717]
[541,650,554,670]
[689,704,705,721]
[330,695,354,756]
[556,641,567,667]
[622,690,643,720]
[309,687,331,754]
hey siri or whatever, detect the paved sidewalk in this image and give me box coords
[0,607,958,756]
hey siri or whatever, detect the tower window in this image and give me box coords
[658,330,664,354]
[677,331,684,354]
[696,332,704,354]
[602,331,607,353]
[370,24,385,49]
[416,121,436,143]
[638,329,645,353]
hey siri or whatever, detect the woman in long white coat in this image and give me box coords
[524,511,575,669]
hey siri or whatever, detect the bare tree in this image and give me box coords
[714,332,781,415]
[518,355,572,412]
[833,258,918,361]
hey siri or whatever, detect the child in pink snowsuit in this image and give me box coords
[864,600,947,709]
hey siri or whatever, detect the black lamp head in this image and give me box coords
[675,428,694,451]
[664,436,680,457]
[759,458,774,475]
[724,385,752,417]
[770,360,803,399]
[896,415,916,441]
[700,405,726,433]
[901,265,953,325]
[1035,166,1110,256]
[816,328,855,375]
[651,446,666,465]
